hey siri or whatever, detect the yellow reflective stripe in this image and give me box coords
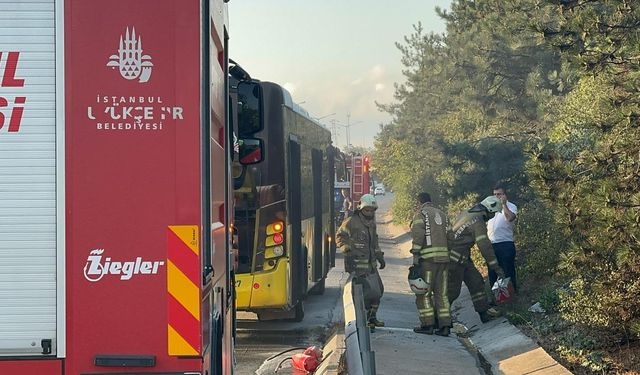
[412,219,424,225]
[475,235,488,242]
[419,247,449,255]
[488,260,498,266]
[420,253,449,260]
[412,244,423,250]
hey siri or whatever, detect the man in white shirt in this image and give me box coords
[487,183,518,292]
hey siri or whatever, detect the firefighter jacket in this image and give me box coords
[410,202,449,263]
[336,210,382,275]
[448,210,502,273]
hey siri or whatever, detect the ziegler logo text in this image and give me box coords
[83,248,165,282]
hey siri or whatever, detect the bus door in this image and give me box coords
[312,148,324,281]
[288,138,304,301]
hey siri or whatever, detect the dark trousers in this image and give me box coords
[448,261,490,314]
[488,241,517,291]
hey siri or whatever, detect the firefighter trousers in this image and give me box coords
[415,262,451,328]
[447,261,490,313]
[353,269,384,320]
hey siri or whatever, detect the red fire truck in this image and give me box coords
[350,154,371,203]
[0,1,254,374]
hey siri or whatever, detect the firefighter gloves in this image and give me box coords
[376,252,386,269]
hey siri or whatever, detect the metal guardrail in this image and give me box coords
[342,277,376,375]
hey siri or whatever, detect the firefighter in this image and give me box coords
[410,192,451,336]
[448,196,505,323]
[336,194,386,329]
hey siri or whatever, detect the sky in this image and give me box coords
[229,0,452,149]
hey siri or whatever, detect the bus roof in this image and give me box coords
[267,81,326,129]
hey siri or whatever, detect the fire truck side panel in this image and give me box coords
[64,1,202,373]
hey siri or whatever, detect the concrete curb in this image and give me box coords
[453,287,572,375]
[316,331,346,375]
[316,258,350,375]
[471,320,572,375]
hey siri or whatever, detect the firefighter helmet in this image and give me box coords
[408,265,428,294]
[480,196,502,213]
[358,194,378,210]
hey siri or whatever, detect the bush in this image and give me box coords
[515,199,567,280]
[538,284,561,313]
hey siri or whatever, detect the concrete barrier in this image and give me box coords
[342,277,376,375]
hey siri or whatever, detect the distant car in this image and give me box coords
[374,186,386,196]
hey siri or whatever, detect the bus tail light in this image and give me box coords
[264,221,286,261]
[266,221,284,235]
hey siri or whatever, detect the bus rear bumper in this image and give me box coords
[235,258,289,310]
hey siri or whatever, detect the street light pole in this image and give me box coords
[313,112,336,121]
[346,114,351,147]
[345,113,362,148]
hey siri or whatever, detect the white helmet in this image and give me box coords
[408,265,429,295]
[358,194,378,210]
[480,196,502,213]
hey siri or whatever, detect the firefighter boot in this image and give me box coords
[413,325,435,335]
[435,326,450,337]
[367,308,385,328]
[368,317,385,328]
[479,307,501,323]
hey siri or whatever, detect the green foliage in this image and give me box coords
[556,345,611,373]
[532,69,640,340]
[538,285,561,313]
[515,199,567,279]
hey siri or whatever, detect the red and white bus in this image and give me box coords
[0,1,255,374]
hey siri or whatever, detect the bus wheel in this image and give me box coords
[292,301,304,322]
[308,278,326,295]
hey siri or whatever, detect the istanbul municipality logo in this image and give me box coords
[107,27,153,83]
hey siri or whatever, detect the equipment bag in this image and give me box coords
[492,277,514,304]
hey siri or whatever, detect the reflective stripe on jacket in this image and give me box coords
[410,202,449,263]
